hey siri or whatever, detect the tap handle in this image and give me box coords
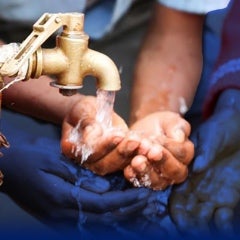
[0,13,84,77]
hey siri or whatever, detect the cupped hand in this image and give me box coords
[61,96,132,175]
[124,111,194,190]
[0,133,150,229]
[169,150,240,237]
[192,89,240,173]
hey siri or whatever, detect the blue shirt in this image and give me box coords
[0,0,231,39]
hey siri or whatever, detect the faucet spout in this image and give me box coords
[0,12,121,96]
[83,49,121,91]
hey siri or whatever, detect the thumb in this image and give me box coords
[79,176,111,193]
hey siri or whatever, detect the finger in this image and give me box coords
[192,126,222,173]
[62,126,126,166]
[115,198,148,216]
[124,156,171,190]
[137,137,153,155]
[170,186,197,230]
[23,138,82,185]
[117,131,142,156]
[81,121,104,145]
[83,132,143,175]
[161,113,191,142]
[194,202,215,223]
[163,139,194,165]
[83,149,130,175]
[84,128,126,163]
[83,141,137,175]
[41,156,111,193]
[146,142,163,161]
[124,156,151,188]
[159,148,188,184]
[73,187,150,213]
[169,206,194,232]
[39,172,80,209]
[39,154,85,184]
[79,177,111,193]
[91,130,141,163]
[68,97,97,126]
[61,118,101,158]
[83,198,147,224]
[214,207,234,234]
[75,169,111,193]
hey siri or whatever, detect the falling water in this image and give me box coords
[96,89,115,128]
[0,43,27,154]
[69,89,116,235]
[0,43,28,93]
[68,89,115,163]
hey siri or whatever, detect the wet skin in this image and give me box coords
[61,97,194,191]
[170,89,240,237]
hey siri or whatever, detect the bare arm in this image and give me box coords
[130,3,205,124]
[0,39,83,125]
[2,76,83,125]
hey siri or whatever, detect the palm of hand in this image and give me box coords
[61,96,130,175]
[124,111,194,190]
[170,107,240,237]
[191,108,240,172]
[170,150,240,237]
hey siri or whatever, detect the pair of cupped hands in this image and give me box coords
[60,91,240,237]
[0,94,193,236]
[61,95,194,191]
[2,89,240,237]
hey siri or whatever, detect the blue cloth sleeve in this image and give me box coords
[156,0,231,14]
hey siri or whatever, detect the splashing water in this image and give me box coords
[179,97,188,115]
[0,43,28,92]
[69,89,116,234]
[68,89,115,163]
[96,89,115,129]
[0,43,19,62]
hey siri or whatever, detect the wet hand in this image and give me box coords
[192,89,240,173]
[61,96,130,174]
[0,135,150,229]
[169,150,240,237]
[124,111,194,190]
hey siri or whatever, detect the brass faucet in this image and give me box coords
[0,13,121,96]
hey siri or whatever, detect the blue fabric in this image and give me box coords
[0,0,86,22]
[0,0,120,39]
[0,109,156,238]
[0,109,177,238]
[157,0,230,14]
[85,0,115,39]
[187,8,228,116]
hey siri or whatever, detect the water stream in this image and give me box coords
[70,89,117,235]
[68,89,115,163]
[0,43,28,93]
[0,44,139,236]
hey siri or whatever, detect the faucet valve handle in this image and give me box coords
[0,13,84,78]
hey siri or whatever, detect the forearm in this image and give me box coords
[2,76,84,125]
[0,39,85,125]
[130,3,204,124]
